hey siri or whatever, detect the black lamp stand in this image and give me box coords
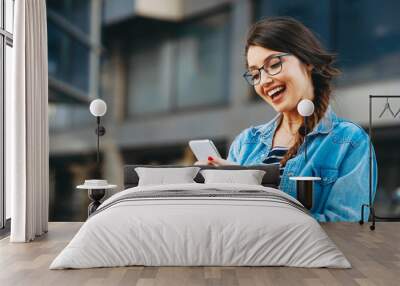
[304,116,308,162]
[95,116,106,164]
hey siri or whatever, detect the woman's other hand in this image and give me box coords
[194,156,238,166]
[194,160,210,166]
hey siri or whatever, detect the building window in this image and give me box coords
[47,0,101,103]
[175,12,231,109]
[127,10,231,116]
[334,0,400,84]
[47,0,90,34]
[127,37,172,116]
[48,23,90,92]
[1,0,14,229]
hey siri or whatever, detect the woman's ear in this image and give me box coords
[304,63,314,78]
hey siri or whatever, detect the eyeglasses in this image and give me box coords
[243,53,291,86]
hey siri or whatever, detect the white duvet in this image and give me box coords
[50,183,351,269]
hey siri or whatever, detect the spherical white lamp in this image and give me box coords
[297,99,314,117]
[89,99,107,164]
[89,99,107,117]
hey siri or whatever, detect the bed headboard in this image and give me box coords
[123,164,280,189]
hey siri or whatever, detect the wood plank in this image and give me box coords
[0,222,399,286]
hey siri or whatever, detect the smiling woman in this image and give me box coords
[204,17,378,222]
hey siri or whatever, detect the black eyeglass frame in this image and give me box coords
[243,53,291,86]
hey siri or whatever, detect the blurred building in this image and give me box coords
[47,0,103,221]
[48,0,400,221]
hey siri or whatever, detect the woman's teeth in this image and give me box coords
[268,85,285,99]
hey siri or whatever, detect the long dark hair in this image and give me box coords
[245,16,340,166]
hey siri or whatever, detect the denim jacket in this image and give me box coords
[227,106,378,222]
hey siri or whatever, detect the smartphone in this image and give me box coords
[189,139,222,161]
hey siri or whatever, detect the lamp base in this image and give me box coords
[289,176,321,210]
[88,189,106,216]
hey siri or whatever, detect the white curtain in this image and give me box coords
[7,0,49,242]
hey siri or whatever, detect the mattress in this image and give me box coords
[50,183,351,269]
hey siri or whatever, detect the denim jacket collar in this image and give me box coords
[254,105,338,139]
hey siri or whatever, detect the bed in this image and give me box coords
[50,164,350,269]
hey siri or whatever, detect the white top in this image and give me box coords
[77,184,117,190]
[76,185,117,190]
[77,179,117,190]
[289,176,321,181]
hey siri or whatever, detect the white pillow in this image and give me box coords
[200,169,266,185]
[135,167,200,186]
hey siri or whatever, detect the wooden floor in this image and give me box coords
[0,222,399,286]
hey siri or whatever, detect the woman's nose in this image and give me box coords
[260,70,273,86]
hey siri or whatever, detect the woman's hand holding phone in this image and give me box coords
[194,156,238,166]
[189,139,238,166]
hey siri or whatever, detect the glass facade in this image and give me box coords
[335,0,400,83]
[48,23,90,92]
[175,12,230,108]
[128,39,171,115]
[47,0,100,102]
[127,10,231,116]
[47,0,90,34]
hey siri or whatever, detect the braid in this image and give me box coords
[280,67,337,167]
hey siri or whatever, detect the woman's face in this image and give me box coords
[246,45,314,113]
